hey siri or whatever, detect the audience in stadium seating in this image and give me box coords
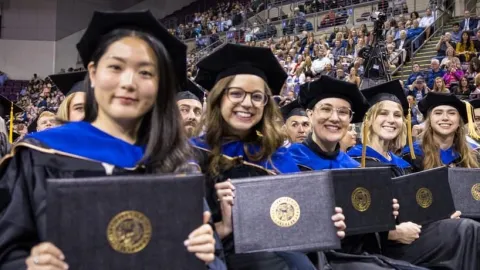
[7,4,480,136]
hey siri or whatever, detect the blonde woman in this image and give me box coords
[318,35,330,50]
[346,67,361,87]
[440,47,461,68]
[354,37,365,58]
[49,71,87,122]
[432,77,450,93]
[339,124,357,152]
[348,81,480,270]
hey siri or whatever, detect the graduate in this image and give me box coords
[339,124,358,152]
[347,80,480,270]
[289,76,368,171]
[468,98,480,147]
[176,79,205,137]
[51,71,87,122]
[27,111,59,133]
[0,10,225,270]
[288,76,426,270]
[192,43,346,270]
[347,80,413,176]
[402,92,480,172]
[280,99,311,144]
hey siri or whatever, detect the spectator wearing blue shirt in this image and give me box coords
[331,40,346,62]
[426,59,446,89]
[451,23,462,43]
[406,63,425,87]
[407,95,421,125]
[406,20,425,49]
[293,7,306,32]
[394,21,406,40]
[406,76,430,102]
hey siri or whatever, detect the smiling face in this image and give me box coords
[88,36,158,126]
[429,105,460,137]
[220,74,266,137]
[308,98,352,149]
[340,124,357,150]
[371,101,403,142]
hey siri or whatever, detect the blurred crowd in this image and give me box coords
[5,5,480,140]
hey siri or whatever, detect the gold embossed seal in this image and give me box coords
[107,210,152,254]
[416,187,433,208]
[351,187,371,212]
[471,184,480,201]
[270,197,301,227]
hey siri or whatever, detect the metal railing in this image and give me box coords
[190,0,383,43]
[175,0,389,45]
[187,0,436,56]
[391,0,457,76]
[191,38,226,64]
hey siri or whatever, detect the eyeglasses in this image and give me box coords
[224,87,269,107]
[313,104,353,122]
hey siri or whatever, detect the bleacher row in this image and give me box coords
[0,80,29,102]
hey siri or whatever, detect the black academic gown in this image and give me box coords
[290,138,428,270]
[402,140,480,172]
[350,145,480,270]
[0,126,226,270]
[191,137,317,270]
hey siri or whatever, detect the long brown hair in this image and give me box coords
[200,75,285,176]
[421,115,479,169]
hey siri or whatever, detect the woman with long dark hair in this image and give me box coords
[456,31,476,62]
[0,11,223,270]
[192,44,346,269]
[454,76,474,97]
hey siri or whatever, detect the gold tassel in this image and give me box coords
[407,106,416,159]
[202,95,207,114]
[9,102,13,143]
[464,101,480,140]
[361,114,368,168]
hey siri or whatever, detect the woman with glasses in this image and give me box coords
[289,76,368,170]
[288,77,427,269]
[192,44,346,270]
